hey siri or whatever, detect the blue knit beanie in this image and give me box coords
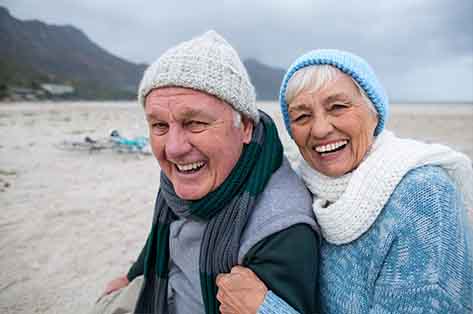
[279,49,389,137]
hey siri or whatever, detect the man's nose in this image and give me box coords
[164,126,192,159]
[310,113,334,139]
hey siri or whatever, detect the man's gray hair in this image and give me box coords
[233,110,242,128]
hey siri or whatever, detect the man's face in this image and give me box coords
[145,87,253,200]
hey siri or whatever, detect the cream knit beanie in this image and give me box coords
[138,30,259,123]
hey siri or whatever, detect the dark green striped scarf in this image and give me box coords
[134,111,283,314]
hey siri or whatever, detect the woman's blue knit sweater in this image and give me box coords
[259,166,473,314]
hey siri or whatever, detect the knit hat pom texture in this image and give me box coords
[139,30,259,123]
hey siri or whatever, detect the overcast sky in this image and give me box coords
[1,0,472,102]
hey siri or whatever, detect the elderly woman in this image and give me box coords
[215,50,473,314]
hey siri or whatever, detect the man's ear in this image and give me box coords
[241,116,254,144]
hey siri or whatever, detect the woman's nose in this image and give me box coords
[310,113,334,139]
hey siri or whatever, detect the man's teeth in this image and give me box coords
[315,140,348,153]
[176,161,205,172]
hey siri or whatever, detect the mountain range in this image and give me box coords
[0,6,285,100]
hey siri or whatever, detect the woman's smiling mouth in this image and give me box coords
[314,140,348,156]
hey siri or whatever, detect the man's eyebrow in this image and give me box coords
[180,108,203,119]
[146,108,216,121]
[145,110,160,121]
[180,107,217,120]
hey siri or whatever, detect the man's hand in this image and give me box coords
[103,275,129,295]
[216,266,268,314]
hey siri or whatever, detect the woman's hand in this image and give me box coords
[216,266,268,314]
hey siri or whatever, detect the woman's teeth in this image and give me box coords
[176,161,205,172]
[315,140,348,153]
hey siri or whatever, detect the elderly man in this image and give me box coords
[91,30,319,314]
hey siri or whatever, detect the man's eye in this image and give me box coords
[151,122,168,135]
[186,120,208,133]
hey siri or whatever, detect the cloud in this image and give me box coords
[1,0,472,101]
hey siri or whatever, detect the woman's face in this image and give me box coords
[288,71,378,177]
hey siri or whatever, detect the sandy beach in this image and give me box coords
[1,101,472,314]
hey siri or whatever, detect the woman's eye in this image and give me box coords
[329,103,347,111]
[292,114,310,123]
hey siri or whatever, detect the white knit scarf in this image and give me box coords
[297,130,473,245]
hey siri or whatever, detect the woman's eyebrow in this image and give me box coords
[324,93,350,104]
[288,103,310,112]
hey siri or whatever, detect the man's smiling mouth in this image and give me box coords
[175,161,206,173]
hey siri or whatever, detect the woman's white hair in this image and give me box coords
[285,65,378,117]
